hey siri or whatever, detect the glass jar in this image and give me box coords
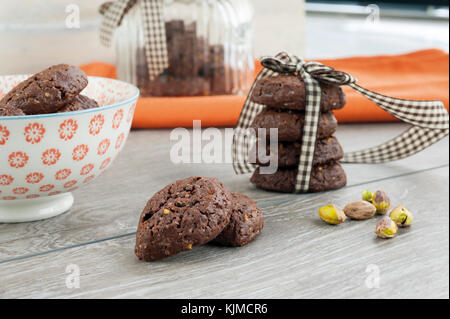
[115,0,254,97]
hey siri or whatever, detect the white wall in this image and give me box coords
[251,0,306,58]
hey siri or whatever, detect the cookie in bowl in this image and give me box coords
[0,64,139,222]
[0,64,89,115]
[57,95,99,113]
[0,105,25,116]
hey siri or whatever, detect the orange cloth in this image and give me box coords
[81,49,449,128]
[319,49,449,124]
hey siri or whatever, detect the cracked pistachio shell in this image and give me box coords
[319,204,346,225]
[372,190,391,215]
[362,190,373,202]
[389,206,413,227]
[375,216,398,239]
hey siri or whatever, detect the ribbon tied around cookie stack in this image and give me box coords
[232,52,449,193]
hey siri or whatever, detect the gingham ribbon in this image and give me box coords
[99,0,168,81]
[232,52,449,193]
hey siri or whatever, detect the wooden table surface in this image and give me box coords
[0,123,448,299]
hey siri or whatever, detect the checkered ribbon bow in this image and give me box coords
[232,52,449,193]
[99,0,168,80]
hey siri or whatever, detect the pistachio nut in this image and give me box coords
[375,216,398,239]
[319,204,346,225]
[362,190,373,202]
[372,190,391,215]
[344,200,377,220]
[389,206,413,227]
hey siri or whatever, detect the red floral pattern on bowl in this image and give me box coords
[0,75,139,201]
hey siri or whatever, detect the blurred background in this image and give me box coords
[305,0,448,58]
[0,0,448,74]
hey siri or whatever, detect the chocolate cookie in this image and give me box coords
[0,64,88,115]
[166,21,199,78]
[57,95,99,113]
[136,20,234,97]
[251,136,344,167]
[0,105,25,116]
[250,162,347,193]
[214,192,264,247]
[252,108,338,142]
[135,176,232,262]
[251,75,346,111]
[144,75,210,97]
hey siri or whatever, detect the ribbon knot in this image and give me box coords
[303,62,356,86]
[261,56,355,86]
[260,56,301,74]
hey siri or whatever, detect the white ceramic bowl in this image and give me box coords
[0,75,139,222]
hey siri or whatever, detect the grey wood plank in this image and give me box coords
[0,123,448,262]
[0,167,448,299]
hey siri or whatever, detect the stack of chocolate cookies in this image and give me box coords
[249,75,347,193]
